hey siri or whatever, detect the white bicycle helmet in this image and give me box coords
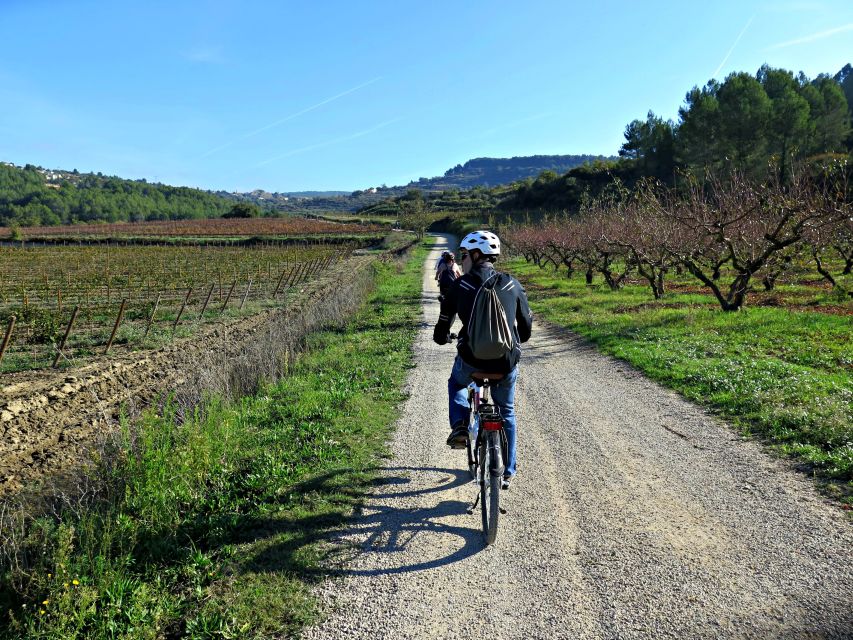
[460,230,501,256]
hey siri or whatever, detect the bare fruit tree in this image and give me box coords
[657,170,847,311]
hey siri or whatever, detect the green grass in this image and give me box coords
[0,240,432,638]
[505,258,853,501]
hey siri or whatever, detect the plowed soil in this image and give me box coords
[0,256,374,496]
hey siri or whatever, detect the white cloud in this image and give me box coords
[182,46,226,64]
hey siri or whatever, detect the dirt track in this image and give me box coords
[303,236,853,640]
[0,256,373,496]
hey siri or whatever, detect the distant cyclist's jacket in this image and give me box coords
[436,261,462,288]
[433,262,533,373]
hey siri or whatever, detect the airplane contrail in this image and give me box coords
[198,76,382,159]
[713,14,755,79]
[767,23,853,50]
[254,117,403,167]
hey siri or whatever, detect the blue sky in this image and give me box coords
[1,0,851,192]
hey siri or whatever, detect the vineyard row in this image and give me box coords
[0,244,353,372]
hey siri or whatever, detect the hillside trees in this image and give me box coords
[674,66,851,180]
[501,64,852,217]
[619,112,676,181]
[224,202,261,218]
[0,164,235,226]
[803,75,852,154]
[397,190,431,239]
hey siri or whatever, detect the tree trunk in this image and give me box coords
[813,251,837,287]
[655,269,666,298]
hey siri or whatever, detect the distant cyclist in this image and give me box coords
[435,250,463,299]
[433,231,533,489]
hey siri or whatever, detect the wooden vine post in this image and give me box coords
[0,315,15,368]
[273,267,288,296]
[144,292,162,338]
[52,306,80,368]
[220,281,237,313]
[288,263,305,287]
[199,282,215,318]
[172,287,193,334]
[239,279,253,310]
[104,299,127,354]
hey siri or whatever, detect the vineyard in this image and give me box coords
[0,240,365,373]
[1,216,383,239]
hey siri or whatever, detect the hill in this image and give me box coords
[0,154,613,226]
[405,154,610,191]
[0,163,236,226]
[234,155,610,214]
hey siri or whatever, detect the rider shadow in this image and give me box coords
[329,464,487,575]
[243,465,484,579]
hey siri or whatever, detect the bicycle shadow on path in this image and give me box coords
[243,465,485,580]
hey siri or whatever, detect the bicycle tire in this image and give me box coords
[479,431,502,545]
[466,436,477,480]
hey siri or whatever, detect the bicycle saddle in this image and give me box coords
[471,372,505,382]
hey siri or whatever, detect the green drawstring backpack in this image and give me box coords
[467,273,515,360]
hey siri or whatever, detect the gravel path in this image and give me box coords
[302,236,853,640]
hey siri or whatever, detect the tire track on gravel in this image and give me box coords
[303,235,852,640]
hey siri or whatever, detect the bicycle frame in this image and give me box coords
[465,377,508,546]
[443,332,507,545]
[465,380,508,478]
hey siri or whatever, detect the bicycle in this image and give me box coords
[447,334,508,546]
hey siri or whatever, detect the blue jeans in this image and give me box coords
[448,355,519,477]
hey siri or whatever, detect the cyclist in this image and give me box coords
[435,250,462,298]
[433,231,533,489]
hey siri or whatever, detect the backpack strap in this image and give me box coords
[479,271,500,288]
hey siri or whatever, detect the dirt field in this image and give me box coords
[0,256,374,496]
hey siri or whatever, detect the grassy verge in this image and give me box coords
[504,257,852,504]
[0,240,432,638]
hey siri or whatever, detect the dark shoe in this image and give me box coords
[501,474,513,490]
[446,423,468,449]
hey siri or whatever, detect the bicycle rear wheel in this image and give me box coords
[479,431,502,545]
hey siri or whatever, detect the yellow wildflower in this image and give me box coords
[42,600,49,605]
[72,579,80,586]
